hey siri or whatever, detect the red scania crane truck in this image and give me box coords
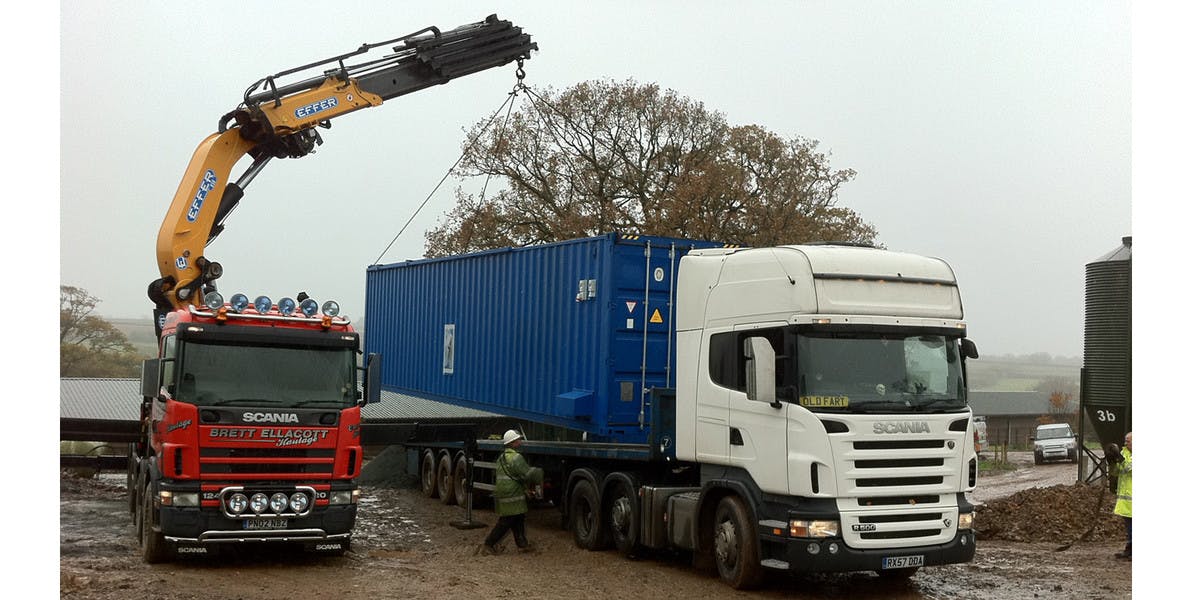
[130,15,536,563]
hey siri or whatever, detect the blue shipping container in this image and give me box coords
[364,233,728,443]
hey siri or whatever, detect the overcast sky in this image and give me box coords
[56,1,1136,358]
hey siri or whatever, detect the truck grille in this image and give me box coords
[198,448,337,480]
[828,415,968,549]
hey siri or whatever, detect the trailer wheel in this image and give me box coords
[437,453,456,505]
[713,496,764,589]
[606,477,640,556]
[140,483,170,564]
[453,454,471,508]
[420,450,438,498]
[569,479,610,550]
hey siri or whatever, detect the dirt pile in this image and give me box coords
[975,482,1124,543]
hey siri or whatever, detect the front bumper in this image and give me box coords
[159,503,357,544]
[762,530,976,573]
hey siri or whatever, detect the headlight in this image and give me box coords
[290,492,311,512]
[270,493,289,513]
[228,493,249,514]
[278,297,297,316]
[158,490,200,507]
[330,490,360,505]
[229,293,250,313]
[790,519,839,538]
[300,298,320,317]
[959,512,975,530]
[254,295,273,314]
[322,300,340,317]
[203,291,224,310]
[250,493,269,514]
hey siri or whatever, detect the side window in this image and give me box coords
[161,335,177,393]
[709,332,741,390]
[708,327,792,398]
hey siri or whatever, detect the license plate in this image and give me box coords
[882,555,925,569]
[244,518,287,530]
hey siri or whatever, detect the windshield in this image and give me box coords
[1036,426,1072,440]
[173,340,357,409]
[796,332,967,413]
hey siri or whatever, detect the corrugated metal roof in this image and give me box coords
[969,391,1075,417]
[59,378,499,423]
[61,378,140,421]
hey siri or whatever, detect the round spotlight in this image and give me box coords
[203,291,224,310]
[300,298,319,317]
[278,297,297,316]
[230,293,250,313]
[270,493,289,514]
[254,295,272,314]
[828,542,839,554]
[321,300,340,317]
[290,492,310,513]
[806,543,820,555]
[250,493,269,514]
[227,493,249,515]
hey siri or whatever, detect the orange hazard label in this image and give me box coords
[650,309,663,324]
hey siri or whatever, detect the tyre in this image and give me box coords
[140,484,170,564]
[569,478,610,550]
[420,450,438,498]
[453,455,471,508]
[606,476,640,556]
[1034,452,1043,465]
[712,496,764,589]
[437,453,455,505]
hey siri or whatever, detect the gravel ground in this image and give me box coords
[56,450,1135,599]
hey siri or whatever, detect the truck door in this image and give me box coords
[726,325,791,495]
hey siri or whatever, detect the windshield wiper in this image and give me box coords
[911,397,968,412]
[292,399,350,407]
[205,398,280,406]
[849,400,915,413]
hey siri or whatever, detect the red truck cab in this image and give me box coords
[130,291,380,562]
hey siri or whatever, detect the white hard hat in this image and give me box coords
[502,429,523,446]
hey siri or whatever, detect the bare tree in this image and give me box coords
[424,79,874,256]
[60,285,139,377]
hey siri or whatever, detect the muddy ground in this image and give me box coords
[57,451,1134,599]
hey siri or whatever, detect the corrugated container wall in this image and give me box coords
[364,233,726,443]
[1081,236,1132,447]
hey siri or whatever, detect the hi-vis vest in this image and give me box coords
[493,448,531,517]
[1113,448,1132,518]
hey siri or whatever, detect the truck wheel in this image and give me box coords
[420,450,438,498]
[569,479,610,550]
[140,484,170,564]
[607,477,640,556]
[437,453,455,505]
[713,496,764,589]
[453,455,471,508]
[1034,453,1043,465]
